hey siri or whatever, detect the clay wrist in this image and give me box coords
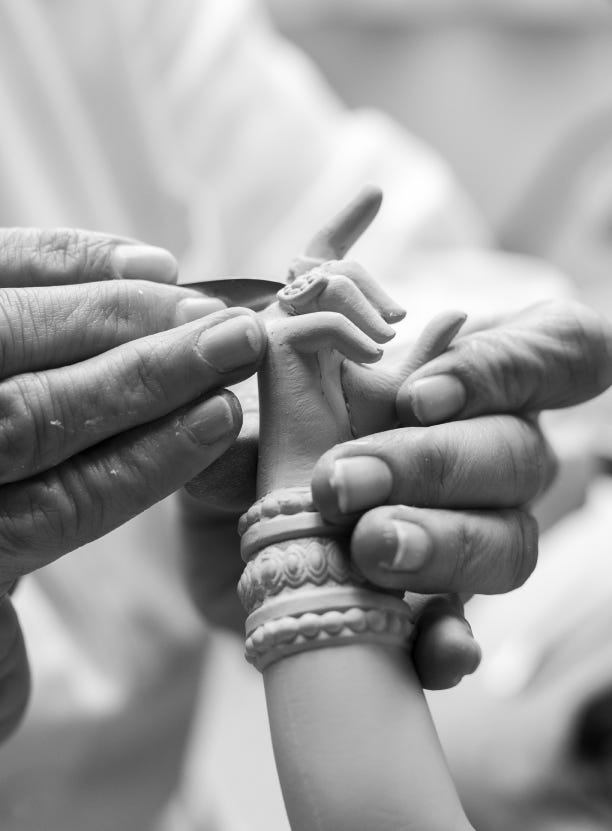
[238,488,414,672]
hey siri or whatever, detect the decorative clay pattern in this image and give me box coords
[238,536,365,613]
[244,605,414,671]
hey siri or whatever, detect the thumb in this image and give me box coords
[397,300,612,426]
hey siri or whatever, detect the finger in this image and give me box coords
[303,185,383,262]
[312,273,396,341]
[337,311,467,437]
[185,410,259,515]
[397,311,467,380]
[351,505,538,595]
[0,310,265,484]
[179,499,246,632]
[311,415,555,523]
[323,260,406,324]
[279,271,395,341]
[0,280,225,378]
[275,312,383,363]
[410,596,482,690]
[0,391,244,577]
[397,300,612,426]
[0,228,178,286]
[0,595,30,742]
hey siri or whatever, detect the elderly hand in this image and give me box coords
[184,277,612,689]
[312,298,612,688]
[0,228,267,741]
[183,189,612,692]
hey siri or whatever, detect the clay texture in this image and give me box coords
[237,189,474,831]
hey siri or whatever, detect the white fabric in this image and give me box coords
[0,1,569,829]
[265,0,612,27]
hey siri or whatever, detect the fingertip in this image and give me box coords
[111,244,179,284]
[413,605,481,690]
[312,454,394,523]
[181,390,243,448]
[397,374,466,426]
[176,296,227,324]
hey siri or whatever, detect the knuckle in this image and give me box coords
[0,228,35,279]
[89,279,145,337]
[449,519,478,587]
[0,289,26,377]
[29,229,87,282]
[453,330,533,408]
[408,429,451,505]
[0,475,76,573]
[0,459,136,565]
[117,339,169,404]
[0,378,47,480]
[489,415,544,503]
[11,228,114,284]
[41,229,111,282]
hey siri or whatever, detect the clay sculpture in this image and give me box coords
[237,188,475,831]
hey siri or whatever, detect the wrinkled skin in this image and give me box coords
[0,227,267,741]
[184,261,612,691]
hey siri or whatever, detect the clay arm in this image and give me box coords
[238,198,475,831]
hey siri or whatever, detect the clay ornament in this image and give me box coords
[237,188,474,831]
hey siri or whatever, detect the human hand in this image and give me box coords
[0,228,267,740]
[182,190,610,691]
[312,299,612,688]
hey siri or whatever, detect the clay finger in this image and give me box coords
[276,312,383,363]
[323,260,406,324]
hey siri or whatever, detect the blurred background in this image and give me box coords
[268,0,612,313]
[187,3,612,830]
[2,1,612,830]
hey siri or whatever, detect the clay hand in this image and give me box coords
[312,299,612,688]
[0,228,267,741]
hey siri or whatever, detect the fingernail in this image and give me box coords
[197,314,264,372]
[384,521,431,571]
[330,456,393,513]
[182,395,237,445]
[176,297,226,324]
[375,319,397,342]
[382,306,406,324]
[112,244,178,283]
[406,374,466,425]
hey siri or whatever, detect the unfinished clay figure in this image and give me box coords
[237,188,475,831]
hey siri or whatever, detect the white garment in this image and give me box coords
[0,1,566,829]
